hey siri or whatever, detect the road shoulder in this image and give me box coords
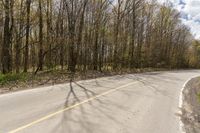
[181,77,200,133]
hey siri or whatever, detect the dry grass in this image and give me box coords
[0,68,169,94]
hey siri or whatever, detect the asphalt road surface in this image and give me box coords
[0,70,200,133]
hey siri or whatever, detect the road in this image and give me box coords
[0,70,200,133]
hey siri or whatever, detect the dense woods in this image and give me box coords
[0,0,200,76]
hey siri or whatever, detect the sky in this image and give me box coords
[158,0,200,39]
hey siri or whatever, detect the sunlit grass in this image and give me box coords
[0,73,28,85]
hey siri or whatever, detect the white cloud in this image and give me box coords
[181,19,200,39]
[158,0,200,39]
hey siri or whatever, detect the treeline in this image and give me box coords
[0,0,199,74]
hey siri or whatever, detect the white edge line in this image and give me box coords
[0,73,142,98]
[179,75,200,133]
[0,75,114,98]
[0,70,183,98]
[0,70,198,98]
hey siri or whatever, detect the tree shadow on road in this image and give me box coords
[50,71,184,133]
[50,78,125,133]
[124,74,177,99]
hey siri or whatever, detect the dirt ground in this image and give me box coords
[182,77,200,133]
[0,68,159,94]
[0,70,112,94]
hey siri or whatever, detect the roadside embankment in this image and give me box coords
[182,77,200,133]
[0,68,168,94]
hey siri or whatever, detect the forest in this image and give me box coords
[0,0,200,81]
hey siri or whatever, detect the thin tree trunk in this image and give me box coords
[38,0,43,71]
[24,0,31,72]
[2,0,11,74]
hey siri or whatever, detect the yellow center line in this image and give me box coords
[9,81,138,133]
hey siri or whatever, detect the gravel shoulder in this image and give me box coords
[182,77,200,133]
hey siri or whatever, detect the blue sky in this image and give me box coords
[158,0,200,39]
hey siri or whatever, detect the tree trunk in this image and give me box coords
[24,0,31,72]
[2,0,11,74]
[38,0,43,71]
